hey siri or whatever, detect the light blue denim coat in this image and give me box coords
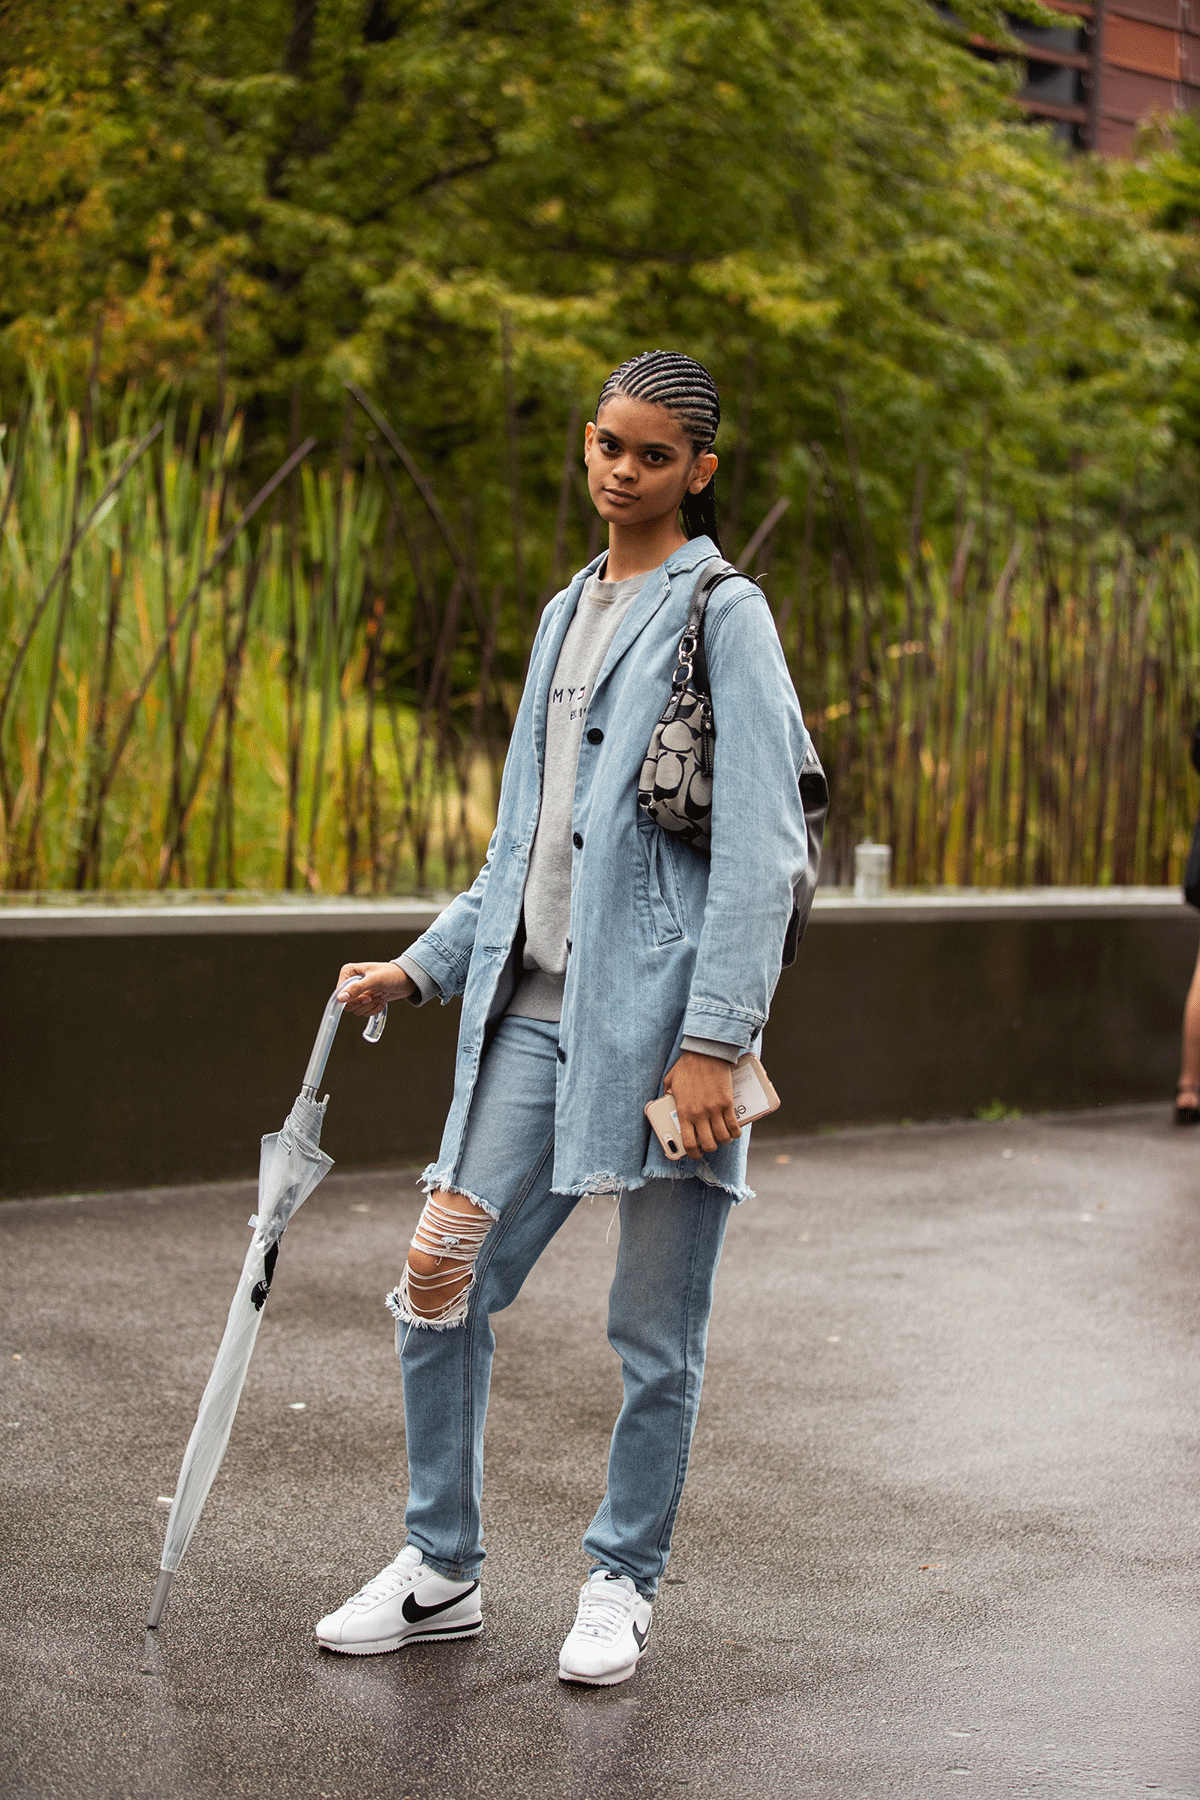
[406,535,812,1202]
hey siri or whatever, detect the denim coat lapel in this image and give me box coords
[585,538,721,717]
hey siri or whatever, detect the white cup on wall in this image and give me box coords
[854,840,891,899]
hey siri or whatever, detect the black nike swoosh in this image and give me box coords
[401,1580,480,1625]
[632,1619,649,1652]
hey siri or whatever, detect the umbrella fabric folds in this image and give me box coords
[146,991,384,1628]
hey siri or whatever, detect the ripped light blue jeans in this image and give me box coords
[392,1014,732,1599]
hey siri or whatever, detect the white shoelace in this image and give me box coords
[573,1576,637,1642]
[347,1549,422,1609]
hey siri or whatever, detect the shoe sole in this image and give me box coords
[557,1656,641,1687]
[317,1617,483,1655]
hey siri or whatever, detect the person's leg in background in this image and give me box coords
[1177,933,1200,1124]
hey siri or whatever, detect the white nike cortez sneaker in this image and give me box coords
[315,1545,482,1654]
[558,1569,652,1686]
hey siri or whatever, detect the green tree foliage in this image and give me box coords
[0,0,1187,575]
[1126,115,1200,468]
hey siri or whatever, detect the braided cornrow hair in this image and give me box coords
[596,350,722,551]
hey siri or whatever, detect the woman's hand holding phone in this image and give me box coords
[661,1051,742,1162]
[336,960,415,1015]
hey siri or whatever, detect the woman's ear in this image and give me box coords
[689,451,718,494]
[583,419,596,465]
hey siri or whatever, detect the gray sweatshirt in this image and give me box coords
[508,567,645,1020]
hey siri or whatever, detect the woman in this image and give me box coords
[315,350,813,1686]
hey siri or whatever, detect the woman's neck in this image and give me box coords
[602,518,689,583]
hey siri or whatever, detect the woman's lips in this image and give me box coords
[603,488,638,506]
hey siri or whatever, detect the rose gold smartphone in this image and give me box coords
[644,1053,780,1160]
[644,1094,687,1160]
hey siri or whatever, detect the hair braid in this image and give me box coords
[596,350,722,551]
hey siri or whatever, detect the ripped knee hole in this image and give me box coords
[401,1193,493,1324]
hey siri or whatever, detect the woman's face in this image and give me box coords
[584,394,718,532]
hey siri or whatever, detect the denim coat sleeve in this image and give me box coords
[396,827,500,1001]
[679,585,810,1051]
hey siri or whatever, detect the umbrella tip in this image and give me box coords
[146,1569,174,1629]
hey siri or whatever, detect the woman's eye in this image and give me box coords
[646,452,667,465]
[600,437,620,453]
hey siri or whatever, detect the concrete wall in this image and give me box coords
[2,889,1195,1198]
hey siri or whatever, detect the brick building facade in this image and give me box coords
[971,3,1200,154]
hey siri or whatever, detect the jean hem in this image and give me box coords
[585,1559,656,1601]
[409,1544,482,1584]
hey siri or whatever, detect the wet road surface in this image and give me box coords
[2,1106,1198,1798]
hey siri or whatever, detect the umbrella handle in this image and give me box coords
[301,990,386,1096]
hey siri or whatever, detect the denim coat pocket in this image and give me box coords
[637,813,685,946]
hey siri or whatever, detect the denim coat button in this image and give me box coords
[586,728,604,744]
[572,832,583,849]
[557,1046,567,1064]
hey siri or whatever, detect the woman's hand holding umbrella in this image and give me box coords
[337,961,415,1016]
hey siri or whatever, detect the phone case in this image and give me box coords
[644,1094,687,1161]
[644,1054,780,1160]
[730,1052,780,1124]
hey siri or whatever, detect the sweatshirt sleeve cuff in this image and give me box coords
[394,953,441,1005]
[680,1034,742,1064]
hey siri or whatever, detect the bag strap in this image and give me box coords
[673,561,751,699]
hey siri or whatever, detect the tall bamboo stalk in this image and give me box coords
[501,317,526,635]
[73,515,130,889]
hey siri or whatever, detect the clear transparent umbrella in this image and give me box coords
[145,988,385,1629]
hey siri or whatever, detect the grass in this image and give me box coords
[975,1101,1023,1123]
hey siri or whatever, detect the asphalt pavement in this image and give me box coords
[2,1106,1198,1799]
